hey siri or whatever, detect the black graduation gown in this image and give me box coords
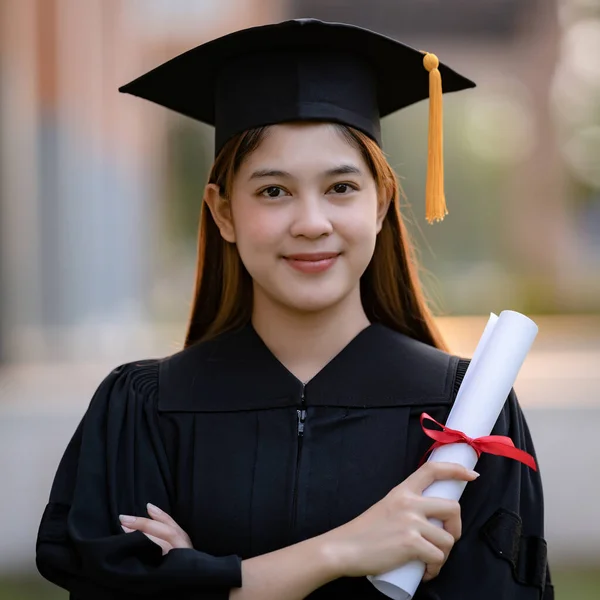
[36,322,554,599]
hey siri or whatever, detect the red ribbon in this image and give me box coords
[419,413,537,471]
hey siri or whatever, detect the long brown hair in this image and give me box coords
[184,124,448,352]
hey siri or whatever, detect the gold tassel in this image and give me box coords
[423,53,447,224]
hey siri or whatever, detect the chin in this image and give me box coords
[276,288,351,314]
[252,273,358,315]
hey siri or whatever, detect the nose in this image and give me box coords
[289,194,334,239]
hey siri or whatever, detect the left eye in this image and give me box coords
[260,186,288,198]
[330,183,355,194]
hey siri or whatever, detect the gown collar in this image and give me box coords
[158,321,458,412]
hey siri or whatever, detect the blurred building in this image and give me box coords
[0,0,285,364]
[2,0,598,367]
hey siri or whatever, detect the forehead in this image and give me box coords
[240,122,366,171]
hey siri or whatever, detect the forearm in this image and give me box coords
[229,532,343,600]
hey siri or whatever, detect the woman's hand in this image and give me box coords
[119,503,193,555]
[323,462,479,582]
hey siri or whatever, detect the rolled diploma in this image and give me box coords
[368,310,538,600]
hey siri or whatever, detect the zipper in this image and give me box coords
[297,383,306,438]
[297,403,307,437]
[291,384,306,538]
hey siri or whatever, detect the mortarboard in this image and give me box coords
[119,18,476,223]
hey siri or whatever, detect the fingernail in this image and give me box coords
[470,470,480,478]
[121,525,134,533]
[119,514,136,524]
[147,503,161,514]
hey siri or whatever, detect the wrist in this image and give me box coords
[314,528,352,580]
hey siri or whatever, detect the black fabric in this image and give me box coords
[37,322,551,599]
[481,508,549,590]
[543,565,555,600]
[453,358,470,397]
[36,362,242,600]
[118,19,476,155]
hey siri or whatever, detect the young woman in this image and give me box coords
[36,19,553,600]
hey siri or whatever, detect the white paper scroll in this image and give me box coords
[368,310,538,600]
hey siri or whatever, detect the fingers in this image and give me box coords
[146,503,180,529]
[121,525,171,554]
[119,505,192,554]
[416,497,460,523]
[413,497,462,541]
[442,512,462,543]
[423,562,442,582]
[405,462,479,493]
[421,536,448,583]
[146,504,192,547]
[143,532,171,555]
[413,536,446,567]
[420,520,455,558]
[119,515,178,544]
[419,518,458,583]
[417,525,453,583]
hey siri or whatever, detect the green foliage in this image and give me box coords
[164,118,214,244]
[2,569,599,599]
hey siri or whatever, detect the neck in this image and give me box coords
[251,286,371,383]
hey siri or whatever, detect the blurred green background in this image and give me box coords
[1,570,599,599]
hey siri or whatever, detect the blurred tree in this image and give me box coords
[164,119,213,247]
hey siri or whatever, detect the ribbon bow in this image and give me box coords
[419,413,537,471]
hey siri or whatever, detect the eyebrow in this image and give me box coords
[248,164,363,180]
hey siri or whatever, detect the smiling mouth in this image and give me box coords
[284,252,340,261]
[282,253,341,274]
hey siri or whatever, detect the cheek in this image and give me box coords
[339,201,380,245]
[232,204,285,257]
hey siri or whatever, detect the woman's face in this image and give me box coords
[207,123,388,315]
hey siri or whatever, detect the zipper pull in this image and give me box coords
[297,384,307,436]
[297,409,306,436]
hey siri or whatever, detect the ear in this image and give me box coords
[204,184,236,243]
[376,193,392,233]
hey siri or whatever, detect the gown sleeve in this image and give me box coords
[35,361,242,600]
[415,387,554,600]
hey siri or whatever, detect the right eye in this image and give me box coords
[259,186,289,199]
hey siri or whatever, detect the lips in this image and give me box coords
[282,252,341,274]
[284,252,340,261]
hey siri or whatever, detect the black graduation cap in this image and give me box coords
[119,18,476,223]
